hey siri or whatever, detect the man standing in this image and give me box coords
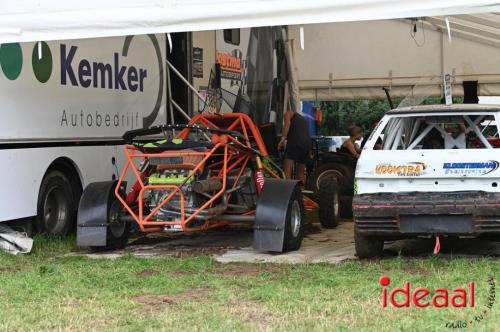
[278,109,311,184]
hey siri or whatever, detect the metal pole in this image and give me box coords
[171,99,191,122]
[166,61,175,126]
[166,59,206,104]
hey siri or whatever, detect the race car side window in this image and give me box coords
[375,114,499,150]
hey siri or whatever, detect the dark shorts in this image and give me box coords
[284,144,310,164]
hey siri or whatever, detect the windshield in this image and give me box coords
[369,113,500,150]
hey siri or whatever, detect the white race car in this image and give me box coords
[354,104,500,258]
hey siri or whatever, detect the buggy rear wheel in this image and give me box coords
[253,179,304,253]
[282,188,305,252]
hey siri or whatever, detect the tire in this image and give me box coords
[339,196,353,219]
[90,191,130,251]
[253,180,305,253]
[318,179,340,228]
[309,163,354,196]
[354,232,384,259]
[36,170,77,236]
[282,186,305,252]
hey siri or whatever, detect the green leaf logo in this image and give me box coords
[0,43,23,80]
[32,42,53,83]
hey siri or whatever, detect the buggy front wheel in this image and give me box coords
[77,181,130,251]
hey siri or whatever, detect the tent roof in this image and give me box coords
[425,13,500,48]
[288,13,500,101]
[2,1,500,43]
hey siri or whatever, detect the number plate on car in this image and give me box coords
[399,215,473,234]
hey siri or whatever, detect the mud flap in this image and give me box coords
[77,181,119,247]
[253,179,300,252]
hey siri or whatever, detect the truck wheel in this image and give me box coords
[90,191,130,251]
[318,179,340,228]
[36,170,76,236]
[282,187,305,252]
[309,163,354,196]
[355,233,384,259]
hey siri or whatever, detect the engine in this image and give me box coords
[146,169,198,222]
[143,153,256,228]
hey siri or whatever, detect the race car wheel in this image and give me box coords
[36,170,76,236]
[318,179,340,228]
[282,186,305,252]
[354,233,384,259]
[91,194,130,251]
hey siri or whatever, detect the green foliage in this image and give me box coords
[318,96,464,136]
[318,99,392,136]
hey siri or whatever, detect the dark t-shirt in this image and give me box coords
[287,113,310,148]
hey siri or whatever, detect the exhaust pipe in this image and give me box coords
[192,179,222,193]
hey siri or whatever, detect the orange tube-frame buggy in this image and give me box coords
[77,113,324,253]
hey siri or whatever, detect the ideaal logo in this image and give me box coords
[1,35,164,129]
[380,275,475,308]
[379,275,496,329]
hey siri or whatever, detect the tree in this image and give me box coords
[318,99,390,136]
[317,96,461,136]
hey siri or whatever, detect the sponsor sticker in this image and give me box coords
[215,51,242,80]
[443,161,499,176]
[375,162,427,177]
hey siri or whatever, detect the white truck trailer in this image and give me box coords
[0,34,166,235]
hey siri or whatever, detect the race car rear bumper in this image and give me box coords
[353,191,500,236]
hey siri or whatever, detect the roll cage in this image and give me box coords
[367,112,500,151]
[116,112,317,233]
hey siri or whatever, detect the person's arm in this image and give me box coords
[355,143,361,154]
[345,140,361,159]
[278,111,293,148]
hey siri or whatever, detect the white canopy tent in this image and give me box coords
[289,13,500,101]
[2,1,500,43]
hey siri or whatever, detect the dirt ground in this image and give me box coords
[75,220,500,263]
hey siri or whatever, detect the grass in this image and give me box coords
[0,235,498,331]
